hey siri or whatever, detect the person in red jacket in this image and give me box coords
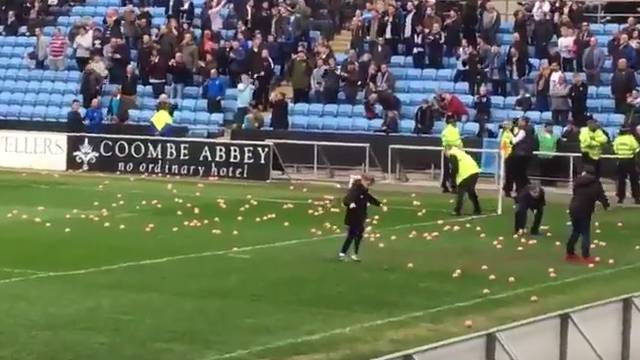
[438,93,469,121]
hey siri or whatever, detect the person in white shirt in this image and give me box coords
[557,26,576,72]
[549,62,563,88]
[73,25,93,71]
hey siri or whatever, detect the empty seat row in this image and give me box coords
[0,69,81,82]
[0,82,78,96]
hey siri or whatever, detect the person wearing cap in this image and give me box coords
[511,116,535,193]
[514,184,546,235]
[339,174,382,262]
[499,120,515,197]
[566,167,610,264]
[441,114,463,193]
[579,117,608,178]
[613,127,640,204]
[446,147,482,216]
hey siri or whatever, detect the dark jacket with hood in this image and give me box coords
[569,173,610,218]
[343,182,381,226]
[516,184,546,210]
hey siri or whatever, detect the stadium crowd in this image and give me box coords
[0,0,640,136]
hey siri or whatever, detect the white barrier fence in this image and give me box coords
[374,293,640,360]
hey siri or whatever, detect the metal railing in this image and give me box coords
[374,292,640,360]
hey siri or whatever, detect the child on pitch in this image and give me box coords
[338,174,384,262]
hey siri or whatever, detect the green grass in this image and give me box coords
[0,171,639,360]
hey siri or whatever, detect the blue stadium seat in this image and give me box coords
[142,97,156,110]
[128,109,140,123]
[320,117,337,130]
[503,97,517,109]
[0,91,10,103]
[292,103,308,116]
[337,104,352,117]
[390,56,404,67]
[439,82,454,93]
[368,119,382,131]
[18,105,33,120]
[509,110,524,119]
[462,122,479,136]
[459,95,473,107]
[406,68,422,80]
[181,99,196,111]
[421,68,437,80]
[601,99,615,112]
[604,23,619,33]
[433,121,445,133]
[0,104,8,119]
[541,111,553,123]
[401,106,415,120]
[194,99,207,112]
[351,118,368,131]
[492,110,508,123]
[352,105,365,117]
[527,111,542,124]
[336,117,352,131]
[210,113,223,125]
[409,81,425,93]
[222,100,237,112]
[395,81,410,92]
[587,99,601,112]
[53,71,68,82]
[9,92,24,105]
[31,106,47,121]
[605,127,618,141]
[436,69,453,81]
[193,112,209,125]
[400,120,413,133]
[307,116,322,130]
[184,87,200,99]
[308,103,323,116]
[291,116,307,129]
[591,23,604,35]
[323,104,338,117]
[4,69,18,81]
[587,86,598,99]
[391,68,407,80]
[596,87,609,99]
[424,81,439,93]
[38,81,55,94]
[608,114,625,127]
[453,82,468,94]
[5,104,20,118]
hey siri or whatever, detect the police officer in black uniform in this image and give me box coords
[338,174,382,262]
[514,184,546,235]
[511,116,536,193]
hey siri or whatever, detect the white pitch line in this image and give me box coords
[201,261,640,360]
[0,214,494,287]
[0,267,47,275]
[226,254,251,259]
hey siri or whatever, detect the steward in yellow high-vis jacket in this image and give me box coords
[446,146,481,216]
[579,117,608,178]
[440,115,463,193]
[613,128,640,204]
[499,120,515,197]
[150,107,173,137]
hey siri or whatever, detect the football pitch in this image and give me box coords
[1,171,639,360]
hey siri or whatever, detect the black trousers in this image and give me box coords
[491,79,507,97]
[207,98,222,113]
[441,156,456,192]
[617,158,640,201]
[502,155,515,195]
[582,153,601,178]
[539,157,557,186]
[567,214,592,257]
[340,223,365,255]
[514,204,543,234]
[512,154,531,193]
[293,88,309,103]
[454,173,481,215]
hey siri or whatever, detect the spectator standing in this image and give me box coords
[310,59,326,103]
[402,3,418,56]
[33,27,48,69]
[453,40,468,82]
[375,64,395,93]
[533,14,554,59]
[3,11,19,36]
[486,46,507,96]
[148,48,168,98]
[474,86,492,137]
[506,48,530,96]
[410,24,426,69]
[288,50,312,103]
[569,73,588,127]
[322,58,340,104]
[120,65,138,118]
[73,26,93,71]
[421,6,442,37]
[557,26,576,72]
[48,27,67,71]
[138,34,154,85]
[442,10,461,57]
[340,61,360,105]
[371,38,392,67]
[425,23,444,69]
[380,3,401,55]
[269,91,289,130]
[80,67,103,109]
[122,3,140,49]
[611,59,637,113]
[461,1,478,46]
[535,65,551,111]
[253,49,274,109]
[550,75,571,125]
[67,100,85,133]
[110,37,130,85]
[617,34,638,70]
[179,33,199,76]
[479,2,500,45]
[234,74,255,127]
[168,52,191,100]
[205,69,225,113]
[242,104,264,130]
[513,10,528,43]
[83,98,104,134]
[106,87,127,123]
[575,22,593,72]
[582,37,605,86]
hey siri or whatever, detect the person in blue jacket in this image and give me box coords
[83,98,104,134]
[205,69,226,113]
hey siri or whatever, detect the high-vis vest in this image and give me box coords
[441,124,463,149]
[537,132,558,159]
[449,147,480,185]
[613,134,640,159]
[579,127,608,160]
[499,129,514,157]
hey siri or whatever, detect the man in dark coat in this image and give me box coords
[611,59,637,114]
[371,38,392,66]
[339,174,382,262]
[514,184,546,235]
[80,67,103,109]
[566,168,610,264]
[569,73,588,127]
[67,100,85,133]
[414,100,436,134]
[511,116,536,193]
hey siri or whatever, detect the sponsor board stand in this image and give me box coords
[0,130,67,171]
[67,133,274,181]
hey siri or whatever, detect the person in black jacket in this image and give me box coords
[67,100,85,133]
[338,174,382,261]
[269,91,289,130]
[511,116,535,193]
[414,100,436,134]
[514,184,546,235]
[426,23,445,69]
[570,73,589,127]
[566,168,610,263]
